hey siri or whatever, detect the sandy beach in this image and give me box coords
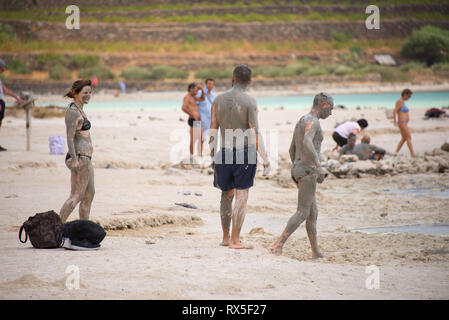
[1,90,448,299]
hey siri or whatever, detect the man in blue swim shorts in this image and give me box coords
[209,64,270,250]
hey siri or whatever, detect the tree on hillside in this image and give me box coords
[401,25,449,66]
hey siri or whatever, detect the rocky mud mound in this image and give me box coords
[94,211,203,230]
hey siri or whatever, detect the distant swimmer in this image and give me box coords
[196,78,216,140]
[59,80,95,222]
[270,93,334,258]
[209,64,270,249]
[394,89,415,157]
[182,82,204,162]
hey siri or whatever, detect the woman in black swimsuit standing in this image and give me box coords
[59,79,95,222]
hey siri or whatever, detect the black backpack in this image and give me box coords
[62,220,106,246]
[19,210,63,249]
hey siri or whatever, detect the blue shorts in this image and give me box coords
[0,99,5,123]
[213,147,257,191]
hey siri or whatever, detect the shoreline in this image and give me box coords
[3,82,449,105]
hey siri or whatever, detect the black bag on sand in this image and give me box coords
[19,210,63,248]
[425,108,445,118]
[62,220,106,249]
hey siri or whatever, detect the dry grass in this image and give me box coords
[6,105,66,119]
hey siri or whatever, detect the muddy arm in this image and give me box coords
[209,103,219,158]
[303,119,321,168]
[248,101,268,165]
[65,107,81,160]
[289,133,296,163]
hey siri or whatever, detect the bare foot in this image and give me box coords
[228,242,254,249]
[219,241,229,247]
[269,244,283,256]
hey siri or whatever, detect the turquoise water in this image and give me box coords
[382,188,449,199]
[354,223,449,236]
[37,90,449,111]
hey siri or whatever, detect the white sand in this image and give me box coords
[0,93,448,299]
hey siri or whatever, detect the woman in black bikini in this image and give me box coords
[59,79,95,222]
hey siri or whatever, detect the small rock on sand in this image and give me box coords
[441,139,449,152]
[249,227,265,235]
[175,203,197,209]
[340,155,359,163]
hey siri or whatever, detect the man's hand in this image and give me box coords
[316,166,328,184]
[69,158,80,171]
[263,161,271,176]
[17,97,24,105]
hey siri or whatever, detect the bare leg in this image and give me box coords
[396,124,408,153]
[189,126,194,160]
[396,137,405,153]
[219,189,234,246]
[59,158,90,223]
[306,196,323,259]
[78,157,95,220]
[406,138,415,157]
[198,129,203,158]
[270,175,316,255]
[404,125,415,157]
[229,188,253,249]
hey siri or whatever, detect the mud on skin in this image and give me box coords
[271,93,334,258]
[60,86,95,222]
[210,77,268,249]
[209,82,268,163]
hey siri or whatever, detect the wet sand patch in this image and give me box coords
[254,231,449,266]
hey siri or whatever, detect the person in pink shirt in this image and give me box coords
[91,75,98,94]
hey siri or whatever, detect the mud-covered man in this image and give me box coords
[209,64,270,249]
[270,92,334,258]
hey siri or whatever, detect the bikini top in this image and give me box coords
[399,101,409,113]
[69,103,91,131]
